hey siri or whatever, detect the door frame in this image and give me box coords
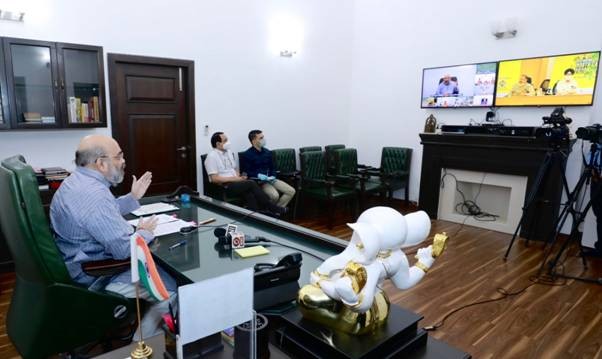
[107,53,197,191]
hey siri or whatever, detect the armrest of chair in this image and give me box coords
[358,164,378,171]
[301,178,336,188]
[276,170,300,179]
[385,170,410,179]
[82,259,130,277]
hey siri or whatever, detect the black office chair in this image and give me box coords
[0,155,137,358]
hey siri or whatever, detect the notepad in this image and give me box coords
[234,246,270,258]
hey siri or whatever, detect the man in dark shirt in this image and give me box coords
[241,130,296,207]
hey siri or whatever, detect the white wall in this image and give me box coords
[0,0,354,191]
[349,0,602,204]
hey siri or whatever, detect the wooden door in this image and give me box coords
[108,54,196,196]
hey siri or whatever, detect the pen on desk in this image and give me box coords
[169,240,187,250]
[198,218,216,225]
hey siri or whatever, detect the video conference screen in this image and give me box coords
[421,62,497,108]
[495,51,600,106]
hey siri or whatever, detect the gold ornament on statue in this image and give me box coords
[424,114,437,133]
[298,207,447,335]
[131,341,153,359]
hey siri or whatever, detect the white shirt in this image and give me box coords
[204,148,237,182]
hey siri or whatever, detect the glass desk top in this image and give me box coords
[138,196,347,285]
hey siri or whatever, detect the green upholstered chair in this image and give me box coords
[334,148,386,209]
[298,151,358,228]
[324,144,346,175]
[200,154,245,206]
[0,155,137,359]
[272,148,298,178]
[299,146,322,154]
[365,147,412,205]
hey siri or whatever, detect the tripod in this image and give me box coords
[504,141,572,260]
[541,143,602,282]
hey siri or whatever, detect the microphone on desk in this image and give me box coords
[213,227,269,247]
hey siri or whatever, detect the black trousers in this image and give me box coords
[225,180,277,212]
[591,179,602,252]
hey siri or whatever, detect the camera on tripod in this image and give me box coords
[576,124,602,144]
[542,107,572,126]
[535,108,571,144]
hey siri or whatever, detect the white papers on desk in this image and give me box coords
[131,202,179,216]
[127,213,177,227]
[178,268,253,346]
[127,214,194,237]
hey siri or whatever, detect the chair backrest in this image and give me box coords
[299,146,322,154]
[380,147,412,175]
[334,148,358,176]
[201,154,211,195]
[0,155,72,285]
[324,144,346,174]
[238,151,247,174]
[300,151,326,181]
[272,148,297,174]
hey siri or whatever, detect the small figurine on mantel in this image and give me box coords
[424,114,437,133]
[298,207,447,335]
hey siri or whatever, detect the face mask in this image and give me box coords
[259,138,266,148]
[222,142,231,150]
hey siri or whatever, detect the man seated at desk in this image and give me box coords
[204,131,287,216]
[50,134,175,337]
[242,130,296,208]
[435,74,459,97]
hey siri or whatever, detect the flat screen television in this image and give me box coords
[421,62,497,108]
[495,51,600,107]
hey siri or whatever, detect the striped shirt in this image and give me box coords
[50,167,153,286]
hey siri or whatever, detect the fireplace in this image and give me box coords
[438,168,528,234]
[419,133,570,240]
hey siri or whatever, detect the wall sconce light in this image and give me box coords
[280,50,296,58]
[269,14,304,58]
[0,9,24,22]
[491,18,518,39]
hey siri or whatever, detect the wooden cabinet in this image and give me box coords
[1,37,106,130]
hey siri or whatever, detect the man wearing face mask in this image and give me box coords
[204,131,287,215]
[50,134,176,337]
[242,130,296,208]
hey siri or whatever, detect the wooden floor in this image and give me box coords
[3,203,602,358]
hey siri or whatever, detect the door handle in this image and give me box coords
[176,146,188,159]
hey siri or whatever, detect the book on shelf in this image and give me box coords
[93,96,100,122]
[68,97,77,123]
[68,96,100,123]
[75,98,82,122]
[23,112,42,122]
[81,103,88,123]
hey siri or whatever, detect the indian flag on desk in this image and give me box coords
[130,233,170,301]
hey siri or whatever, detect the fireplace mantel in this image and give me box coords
[419,133,571,240]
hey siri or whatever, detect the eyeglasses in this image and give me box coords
[99,153,124,161]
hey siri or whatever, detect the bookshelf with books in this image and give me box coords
[2,37,106,130]
[59,42,106,128]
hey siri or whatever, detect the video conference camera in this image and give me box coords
[542,107,572,126]
[576,124,602,144]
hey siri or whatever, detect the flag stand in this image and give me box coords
[131,282,153,359]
